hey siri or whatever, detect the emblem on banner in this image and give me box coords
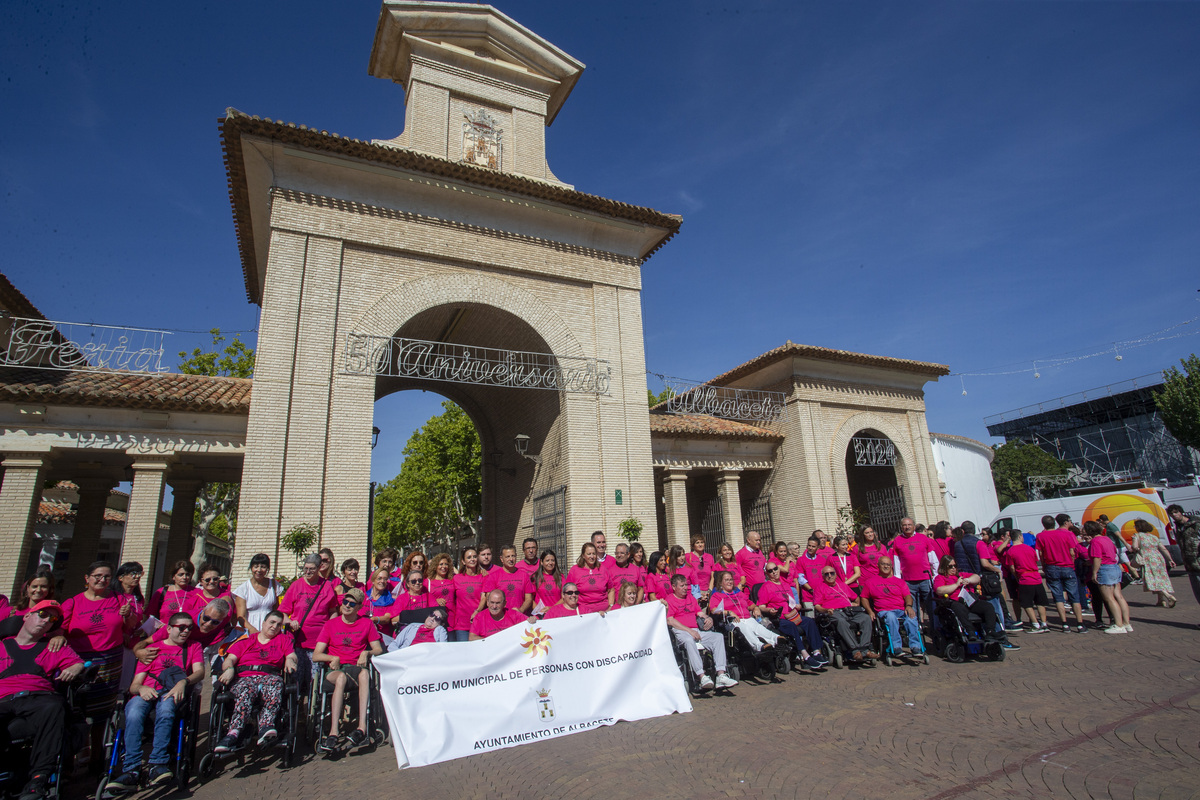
[535,688,555,720]
[520,626,553,658]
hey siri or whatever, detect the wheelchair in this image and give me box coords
[95,684,201,798]
[309,657,388,757]
[931,602,1005,664]
[815,611,875,669]
[667,624,722,697]
[0,663,98,800]
[872,614,929,667]
[197,667,301,780]
[710,616,782,683]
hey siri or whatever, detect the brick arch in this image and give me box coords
[828,412,919,509]
[351,272,585,361]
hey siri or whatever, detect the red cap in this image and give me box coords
[30,599,63,615]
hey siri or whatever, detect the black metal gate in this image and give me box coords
[866,484,907,542]
[699,494,724,553]
[532,485,568,557]
[742,494,775,549]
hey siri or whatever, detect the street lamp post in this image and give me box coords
[368,426,380,570]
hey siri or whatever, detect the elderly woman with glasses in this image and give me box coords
[279,554,340,697]
[542,583,584,619]
[390,570,433,616]
[314,588,383,753]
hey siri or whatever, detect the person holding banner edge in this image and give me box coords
[666,574,738,691]
[543,583,584,619]
[469,591,529,639]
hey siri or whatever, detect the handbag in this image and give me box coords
[980,571,1003,598]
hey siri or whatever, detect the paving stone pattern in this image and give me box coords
[157,593,1200,800]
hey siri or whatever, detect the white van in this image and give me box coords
[988,488,1170,545]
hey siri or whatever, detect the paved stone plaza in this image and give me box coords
[143,590,1200,800]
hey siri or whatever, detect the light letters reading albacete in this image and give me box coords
[372,603,691,769]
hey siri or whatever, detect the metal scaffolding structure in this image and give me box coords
[985,373,1200,492]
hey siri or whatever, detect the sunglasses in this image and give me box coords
[407,579,423,585]
[123,572,144,579]
[35,609,62,621]
[320,558,332,564]
[200,614,221,625]
[822,572,836,577]
[341,598,359,607]
[766,568,779,573]
[563,590,579,596]
[172,624,194,632]
[201,577,220,583]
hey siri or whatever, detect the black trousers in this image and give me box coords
[0,692,67,777]
[943,597,1001,640]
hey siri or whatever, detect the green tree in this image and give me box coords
[1155,354,1200,451]
[373,401,482,550]
[991,440,1071,508]
[648,386,674,407]
[177,328,254,564]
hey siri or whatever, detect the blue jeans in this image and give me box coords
[878,610,924,653]
[122,694,178,772]
[1044,565,1081,605]
[985,596,1006,633]
[447,629,471,642]
[906,580,933,626]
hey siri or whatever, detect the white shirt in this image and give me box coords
[232,578,281,630]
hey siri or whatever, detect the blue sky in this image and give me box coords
[2,1,1198,489]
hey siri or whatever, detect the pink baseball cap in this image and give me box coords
[30,599,63,615]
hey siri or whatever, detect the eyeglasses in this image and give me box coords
[201,577,220,584]
[341,598,359,608]
[123,572,143,579]
[822,572,836,577]
[35,610,62,621]
[88,574,112,581]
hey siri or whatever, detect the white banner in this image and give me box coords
[372,602,692,768]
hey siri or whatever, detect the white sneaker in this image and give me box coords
[1103,625,1126,635]
[715,673,738,689]
[698,675,715,690]
[1123,624,1133,633]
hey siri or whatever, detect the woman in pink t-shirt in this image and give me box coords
[566,543,608,612]
[685,536,717,597]
[390,570,432,616]
[1084,520,1132,634]
[932,557,1003,642]
[715,543,745,591]
[611,579,641,610]
[334,559,367,598]
[854,526,890,583]
[666,545,699,598]
[187,564,234,616]
[543,582,584,619]
[531,550,563,616]
[644,551,672,602]
[931,522,954,564]
[828,536,862,592]
[213,609,298,753]
[449,548,486,642]
[313,588,383,754]
[425,553,456,618]
[147,560,195,621]
[364,568,398,635]
[629,543,648,575]
[11,570,55,618]
[768,541,798,603]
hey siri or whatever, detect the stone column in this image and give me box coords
[0,453,50,597]
[717,469,746,550]
[63,477,118,593]
[121,458,170,587]
[662,468,691,549]
[164,479,202,577]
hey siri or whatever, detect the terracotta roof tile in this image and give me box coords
[0,272,48,320]
[37,499,126,525]
[707,341,950,387]
[0,369,252,415]
[649,411,782,442]
[220,109,683,303]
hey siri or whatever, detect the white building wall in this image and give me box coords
[931,434,1000,528]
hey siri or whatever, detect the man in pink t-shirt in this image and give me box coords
[890,518,937,627]
[0,601,85,800]
[476,546,534,617]
[1035,514,1086,631]
[665,575,737,691]
[1001,538,1050,632]
[736,531,768,591]
[469,591,529,639]
[515,538,541,579]
[314,588,383,754]
[606,543,645,605]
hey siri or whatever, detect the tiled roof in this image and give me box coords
[0,369,252,415]
[649,412,782,441]
[220,109,683,304]
[38,499,126,525]
[707,341,950,387]
[0,272,48,320]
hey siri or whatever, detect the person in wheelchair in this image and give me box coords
[932,557,1010,645]
[212,610,297,753]
[859,559,925,657]
[392,607,449,648]
[813,567,878,663]
[313,588,382,754]
[666,575,738,691]
[108,612,205,793]
[707,570,779,651]
[755,565,829,670]
[0,600,84,800]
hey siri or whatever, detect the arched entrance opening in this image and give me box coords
[370,302,567,561]
[845,429,906,538]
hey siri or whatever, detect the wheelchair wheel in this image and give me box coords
[776,653,791,675]
[882,650,893,667]
[755,656,776,682]
[832,649,844,669]
[726,662,741,682]
[944,641,965,663]
[985,642,1005,662]
[921,652,930,665]
[198,752,216,782]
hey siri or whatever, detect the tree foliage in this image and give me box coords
[177,328,253,563]
[1155,354,1200,452]
[373,401,482,550]
[991,440,1071,508]
[647,387,674,407]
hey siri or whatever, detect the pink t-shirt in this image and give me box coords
[933,573,976,602]
[278,578,339,649]
[736,547,768,588]
[1037,528,1081,567]
[139,640,202,692]
[666,593,701,629]
[932,538,953,563]
[767,554,796,590]
[860,576,910,612]
[148,586,192,621]
[644,572,671,601]
[856,543,890,581]
[566,566,608,611]
[450,574,487,631]
[425,578,455,615]
[756,580,795,614]
[542,603,583,620]
[389,592,431,617]
[316,615,381,663]
[795,552,828,596]
[515,559,541,579]
[670,564,699,591]
[0,594,9,620]
[411,625,440,645]
[708,590,750,617]
[531,575,562,609]
[227,631,294,669]
[828,552,861,586]
[605,562,645,594]
[1087,536,1118,565]
[891,534,936,581]
[976,540,998,566]
[470,608,527,638]
[0,639,83,697]
[61,593,128,652]
[713,562,744,589]
[183,588,232,617]
[482,568,533,612]
[684,552,716,590]
[1002,543,1043,586]
[812,579,856,610]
